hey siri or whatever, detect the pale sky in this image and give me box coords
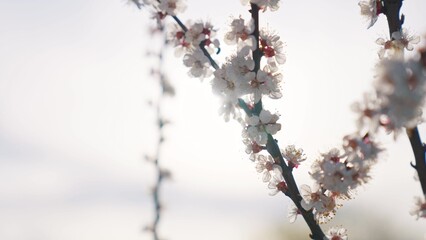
[1,0,426,239]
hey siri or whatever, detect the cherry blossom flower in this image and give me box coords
[351,92,381,133]
[287,202,300,223]
[410,195,426,220]
[168,22,194,56]
[343,133,381,162]
[300,184,338,223]
[242,67,282,103]
[211,63,243,103]
[255,154,282,182]
[325,226,348,240]
[182,49,212,79]
[224,17,255,51]
[245,109,281,145]
[376,29,420,59]
[358,0,382,29]
[217,99,242,122]
[268,168,287,195]
[281,144,306,168]
[158,0,186,16]
[259,28,286,70]
[167,20,220,57]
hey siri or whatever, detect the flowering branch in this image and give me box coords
[357,0,426,220]
[382,0,426,196]
[240,4,325,239]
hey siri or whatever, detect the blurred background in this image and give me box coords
[1,0,426,239]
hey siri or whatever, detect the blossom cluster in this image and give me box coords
[353,42,426,137]
[300,133,382,223]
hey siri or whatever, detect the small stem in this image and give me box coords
[199,41,219,70]
[172,15,188,32]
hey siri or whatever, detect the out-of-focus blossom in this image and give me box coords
[325,226,348,240]
[410,195,426,220]
[158,0,186,16]
[358,0,382,29]
[182,49,212,79]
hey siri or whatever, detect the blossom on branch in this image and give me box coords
[325,226,348,240]
[376,29,420,59]
[158,0,187,16]
[224,17,256,50]
[254,154,282,182]
[259,28,286,70]
[287,202,300,223]
[268,167,287,195]
[358,0,382,29]
[244,109,281,145]
[168,20,220,57]
[183,48,212,79]
[410,195,426,220]
[300,184,338,223]
[281,144,306,168]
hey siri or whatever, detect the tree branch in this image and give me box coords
[383,0,426,196]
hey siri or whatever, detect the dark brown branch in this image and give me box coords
[383,0,403,38]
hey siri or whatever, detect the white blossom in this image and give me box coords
[158,0,186,16]
[268,167,287,195]
[287,202,300,223]
[376,29,420,59]
[325,226,348,240]
[260,28,286,70]
[374,59,426,136]
[244,110,281,145]
[254,154,282,182]
[410,195,426,220]
[358,0,382,29]
[182,49,212,79]
[282,145,306,168]
[224,17,256,51]
[300,184,338,223]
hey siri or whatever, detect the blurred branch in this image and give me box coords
[383,0,426,196]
